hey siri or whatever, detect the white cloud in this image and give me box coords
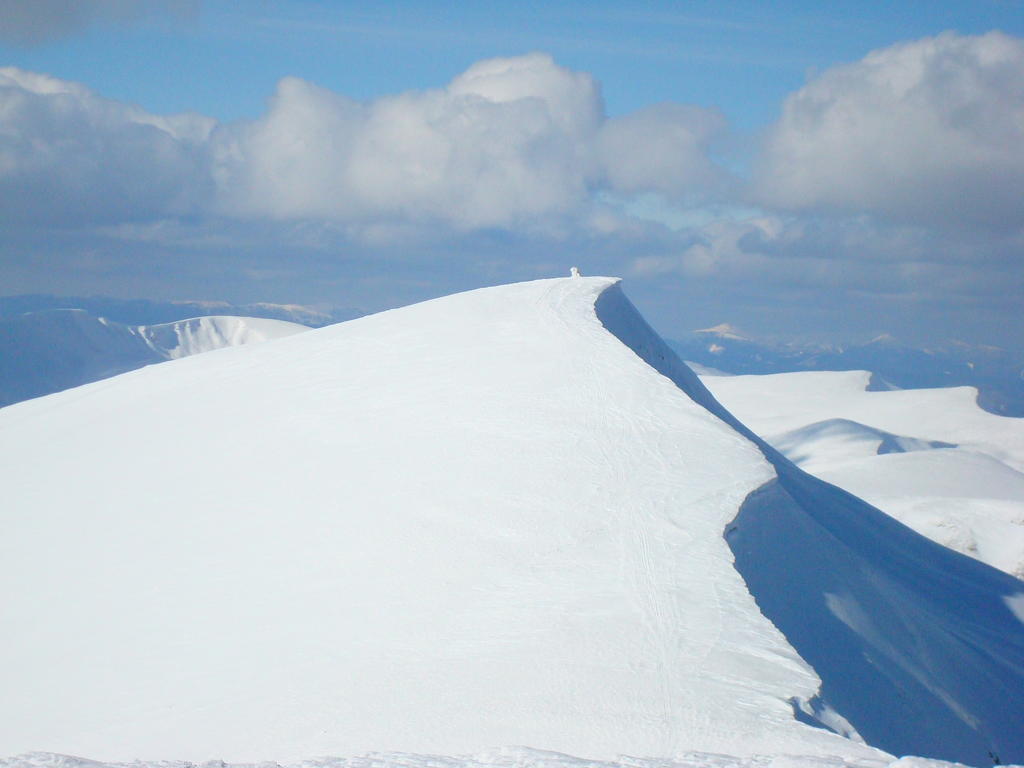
[0,67,214,225]
[448,53,603,138]
[624,210,1024,339]
[630,216,786,278]
[0,0,198,45]
[756,31,1024,229]
[212,54,600,229]
[3,44,1023,349]
[213,52,726,229]
[599,103,727,197]
[0,54,727,231]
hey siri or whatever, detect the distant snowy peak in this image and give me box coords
[168,300,341,327]
[694,322,750,340]
[0,310,308,407]
[0,294,363,329]
[671,328,1024,416]
[139,315,308,359]
[864,333,902,347]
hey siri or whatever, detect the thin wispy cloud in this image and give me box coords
[0,0,198,45]
[245,9,815,71]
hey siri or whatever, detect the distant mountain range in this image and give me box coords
[0,294,363,328]
[0,309,308,407]
[0,293,360,407]
[668,325,1024,416]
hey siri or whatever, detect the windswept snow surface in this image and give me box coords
[702,371,1024,577]
[703,370,1024,473]
[1,279,1023,767]
[0,310,307,406]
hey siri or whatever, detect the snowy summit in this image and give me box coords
[1,278,1023,768]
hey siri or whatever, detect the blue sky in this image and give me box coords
[10,1,1024,129]
[1,1,1023,345]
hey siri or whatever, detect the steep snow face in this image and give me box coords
[729,469,1024,767]
[598,285,1024,766]
[0,278,864,764]
[683,368,1024,764]
[1,279,1023,767]
[0,310,307,406]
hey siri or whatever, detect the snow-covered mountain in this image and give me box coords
[0,294,361,328]
[702,369,1024,579]
[139,314,310,359]
[1,278,1022,768]
[0,309,308,406]
[668,327,1024,417]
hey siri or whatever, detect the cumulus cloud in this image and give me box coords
[756,31,1024,229]
[213,54,604,229]
[599,103,727,197]
[0,0,197,45]
[0,67,214,225]
[0,53,728,230]
[214,53,728,229]
[631,216,788,279]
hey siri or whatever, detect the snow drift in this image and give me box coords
[1,278,1022,767]
[702,370,1024,578]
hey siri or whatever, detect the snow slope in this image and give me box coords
[702,370,1024,577]
[1,279,1023,767]
[0,310,308,406]
[704,370,1024,472]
